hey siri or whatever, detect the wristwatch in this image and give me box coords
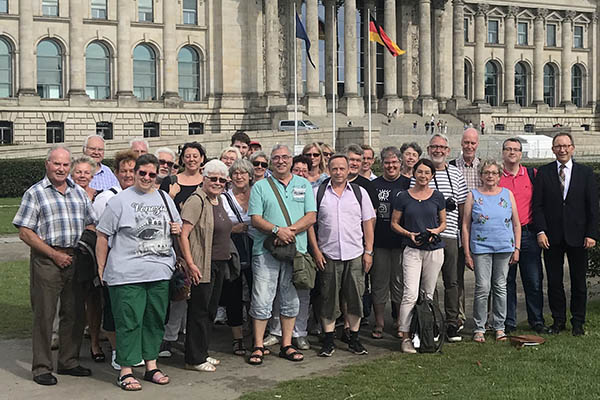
[364,250,374,256]
[272,225,279,235]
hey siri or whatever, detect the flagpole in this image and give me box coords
[367,12,372,146]
[294,2,298,147]
[332,5,336,150]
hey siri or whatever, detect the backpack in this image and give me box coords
[410,292,445,353]
[316,177,363,212]
[526,167,535,184]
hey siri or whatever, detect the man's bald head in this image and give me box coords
[461,128,479,162]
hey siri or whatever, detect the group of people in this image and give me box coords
[13,127,597,389]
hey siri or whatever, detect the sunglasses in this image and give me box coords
[207,176,228,184]
[303,152,321,158]
[323,152,333,157]
[137,170,157,179]
[252,161,269,168]
[159,159,175,168]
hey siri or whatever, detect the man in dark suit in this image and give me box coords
[532,132,598,336]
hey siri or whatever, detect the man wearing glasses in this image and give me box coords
[83,135,119,191]
[532,133,598,336]
[154,147,177,185]
[499,138,547,334]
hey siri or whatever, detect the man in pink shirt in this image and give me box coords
[499,138,547,334]
[308,155,375,357]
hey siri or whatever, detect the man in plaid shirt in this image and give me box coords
[13,145,96,386]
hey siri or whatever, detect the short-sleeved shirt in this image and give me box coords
[90,163,120,191]
[313,181,376,261]
[13,176,95,248]
[499,165,534,226]
[248,175,316,256]
[372,175,410,249]
[93,186,121,218]
[469,188,515,254]
[451,157,481,190]
[394,190,446,251]
[410,164,467,239]
[211,199,234,261]
[96,187,182,286]
[350,174,380,211]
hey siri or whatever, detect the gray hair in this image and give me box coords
[380,146,402,161]
[83,134,104,148]
[271,143,292,155]
[129,138,149,150]
[229,159,254,180]
[249,150,268,163]
[220,146,242,160]
[344,143,364,156]
[154,147,176,160]
[429,133,449,146]
[46,144,72,161]
[71,155,97,173]
[203,159,229,177]
[478,158,503,176]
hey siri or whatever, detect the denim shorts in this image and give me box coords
[249,252,299,320]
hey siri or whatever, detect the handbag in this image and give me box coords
[158,189,191,301]
[264,177,317,290]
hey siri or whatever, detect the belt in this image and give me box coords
[51,246,75,255]
[521,224,534,232]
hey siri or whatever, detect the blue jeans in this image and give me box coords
[505,230,545,328]
[473,252,511,333]
[249,252,299,320]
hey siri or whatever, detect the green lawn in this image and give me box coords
[0,197,20,235]
[0,260,31,339]
[242,301,600,400]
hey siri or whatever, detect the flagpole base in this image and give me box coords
[378,96,404,116]
[303,95,327,116]
[338,95,365,117]
[416,97,439,117]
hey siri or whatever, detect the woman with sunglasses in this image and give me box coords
[302,142,329,188]
[96,154,182,390]
[249,151,269,182]
[179,160,236,372]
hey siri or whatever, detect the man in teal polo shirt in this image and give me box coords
[247,144,316,365]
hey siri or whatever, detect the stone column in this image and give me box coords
[304,0,326,115]
[433,0,452,111]
[398,1,413,112]
[378,0,403,114]
[504,6,518,109]
[324,0,337,111]
[339,0,364,116]
[417,0,437,115]
[68,0,87,103]
[265,0,282,103]
[451,0,465,103]
[473,3,487,104]
[117,0,135,104]
[18,0,37,100]
[561,11,575,109]
[162,0,179,104]
[533,9,546,110]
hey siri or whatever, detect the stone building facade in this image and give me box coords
[0,0,598,146]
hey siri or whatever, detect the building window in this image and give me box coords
[178,46,201,101]
[86,42,110,99]
[189,122,204,135]
[515,62,527,107]
[517,22,528,45]
[574,26,584,49]
[544,63,556,107]
[464,18,469,42]
[91,0,107,19]
[464,60,472,101]
[46,121,64,143]
[0,38,12,98]
[524,123,535,133]
[546,24,557,47]
[143,122,159,138]
[133,44,156,100]
[183,0,197,24]
[37,40,63,99]
[0,0,7,13]
[138,0,153,22]
[487,20,499,44]
[572,64,583,107]
[96,121,113,140]
[42,0,58,16]
[484,61,498,106]
[0,121,12,144]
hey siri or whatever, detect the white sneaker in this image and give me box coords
[263,334,280,347]
[133,360,145,367]
[111,350,121,371]
[401,338,417,354]
[214,307,227,325]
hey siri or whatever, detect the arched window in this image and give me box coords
[464,60,472,101]
[178,46,201,101]
[572,64,583,107]
[544,63,556,107]
[86,42,110,99]
[0,38,12,98]
[515,62,527,107]
[133,44,156,100]
[484,61,498,106]
[37,40,63,99]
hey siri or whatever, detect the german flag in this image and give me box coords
[369,13,405,57]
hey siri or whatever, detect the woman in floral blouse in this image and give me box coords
[462,159,521,343]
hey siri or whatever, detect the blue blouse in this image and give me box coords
[469,188,515,254]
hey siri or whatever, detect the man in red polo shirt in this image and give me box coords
[499,138,548,334]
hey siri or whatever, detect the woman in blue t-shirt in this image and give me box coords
[462,159,521,343]
[391,159,447,354]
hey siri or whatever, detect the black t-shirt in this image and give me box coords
[394,190,446,251]
[350,174,380,210]
[372,175,410,248]
[159,176,201,213]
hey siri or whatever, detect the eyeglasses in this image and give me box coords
[252,161,269,168]
[552,144,573,151]
[271,155,291,162]
[303,152,321,158]
[85,146,104,153]
[481,171,500,176]
[428,145,448,151]
[207,176,228,184]
[502,147,522,153]
[323,152,333,157]
[159,159,175,168]
[232,170,249,176]
[137,170,157,179]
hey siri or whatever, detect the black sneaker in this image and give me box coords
[447,325,462,343]
[348,338,368,355]
[158,340,172,358]
[340,328,351,344]
[318,341,336,357]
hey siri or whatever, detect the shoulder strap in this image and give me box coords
[223,191,244,224]
[316,177,331,212]
[527,167,535,184]
[349,183,363,211]
[109,187,118,195]
[266,177,292,227]
[158,189,174,223]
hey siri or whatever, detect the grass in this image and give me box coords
[0,197,20,235]
[242,301,600,400]
[0,260,31,339]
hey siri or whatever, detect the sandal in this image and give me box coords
[371,328,384,339]
[233,338,247,356]
[91,348,106,363]
[143,368,169,385]
[278,345,304,362]
[247,346,266,365]
[206,357,220,366]
[117,373,142,391]
[495,330,508,342]
[473,332,486,343]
